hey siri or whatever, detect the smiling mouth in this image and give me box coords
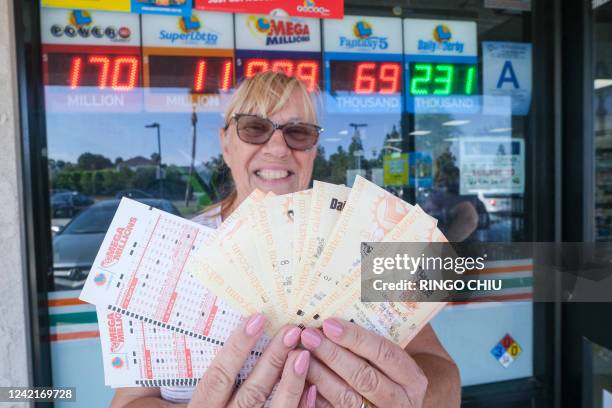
[255,169,294,181]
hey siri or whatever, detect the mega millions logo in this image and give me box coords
[339,20,388,51]
[417,23,465,53]
[296,0,331,16]
[247,16,311,46]
[100,216,137,268]
[107,312,125,353]
[111,357,124,369]
[159,14,218,45]
[50,9,131,41]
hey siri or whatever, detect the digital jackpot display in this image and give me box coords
[234,14,322,92]
[142,11,235,112]
[323,16,404,113]
[41,9,142,112]
[403,19,478,113]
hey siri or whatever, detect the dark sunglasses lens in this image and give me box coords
[283,124,319,150]
[237,116,273,144]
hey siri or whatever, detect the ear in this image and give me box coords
[219,127,231,169]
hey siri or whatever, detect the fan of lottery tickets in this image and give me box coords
[79,175,447,388]
[190,176,447,347]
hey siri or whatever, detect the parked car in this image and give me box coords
[51,191,94,218]
[52,198,181,290]
[115,189,153,199]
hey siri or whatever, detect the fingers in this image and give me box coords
[321,318,427,391]
[230,324,302,407]
[299,385,318,408]
[270,350,312,408]
[301,328,406,407]
[306,357,362,408]
[193,313,267,408]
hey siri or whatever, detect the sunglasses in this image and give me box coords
[224,113,323,151]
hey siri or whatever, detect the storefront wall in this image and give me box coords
[0,0,32,393]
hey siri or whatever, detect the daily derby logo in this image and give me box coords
[247,15,311,46]
[50,10,131,41]
[159,14,219,45]
[339,20,389,51]
[296,0,331,17]
[417,24,465,53]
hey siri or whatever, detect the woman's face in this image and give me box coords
[220,90,317,204]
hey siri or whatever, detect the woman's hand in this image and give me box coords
[301,318,428,408]
[188,313,317,408]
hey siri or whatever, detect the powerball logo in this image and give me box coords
[247,16,311,46]
[158,14,219,45]
[417,23,465,53]
[339,20,388,51]
[50,10,131,41]
[100,216,137,268]
[296,0,331,16]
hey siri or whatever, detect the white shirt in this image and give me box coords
[160,209,221,404]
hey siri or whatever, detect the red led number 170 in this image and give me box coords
[354,62,401,94]
[69,55,139,91]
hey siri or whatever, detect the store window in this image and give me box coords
[39,1,541,405]
[595,1,612,241]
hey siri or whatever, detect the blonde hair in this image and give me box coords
[207,71,320,220]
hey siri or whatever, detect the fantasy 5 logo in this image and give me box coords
[159,14,218,45]
[247,16,311,46]
[417,24,465,53]
[339,20,389,51]
[50,10,131,41]
[296,0,331,16]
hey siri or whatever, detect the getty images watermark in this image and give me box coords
[361,242,612,303]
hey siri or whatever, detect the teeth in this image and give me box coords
[256,169,290,180]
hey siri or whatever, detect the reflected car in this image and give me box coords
[51,191,94,218]
[52,198,181,290]
[115,189,153,199]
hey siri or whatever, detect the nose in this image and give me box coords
[261,128,291,158]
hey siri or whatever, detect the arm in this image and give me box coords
[446,201,479,242]
[405,324,461,408]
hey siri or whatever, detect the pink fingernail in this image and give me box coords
[245,313,266,337]
[294,350,310,375]
[306,384,317,408]
[323,319,344,339]
[283,326,301,348]
[301,328,321,350]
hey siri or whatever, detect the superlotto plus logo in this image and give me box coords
[418,24,465,53]
[50,10,131,41]
[296,0,331,17]
[247,16,311,46]
[159,15,218,45]
[339,20,389,51]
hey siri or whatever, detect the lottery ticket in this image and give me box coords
[251,193,296,317]
[79,198,268,386]
[292,181,350,315]
[189,191,283,329]
[313,206,447,346]
[295,176,413,323]
[97,306,263,388]
[291,189,312,280]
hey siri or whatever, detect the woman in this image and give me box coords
[111,71,460,408]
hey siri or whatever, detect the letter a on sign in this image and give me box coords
[496,61,520,89]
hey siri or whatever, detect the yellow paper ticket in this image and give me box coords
[291,189,312,281]
[250,193,296,322]
[191,191,282,331]
[292,181,350,315]
[319,208,447,346]
[295,176,413,322]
